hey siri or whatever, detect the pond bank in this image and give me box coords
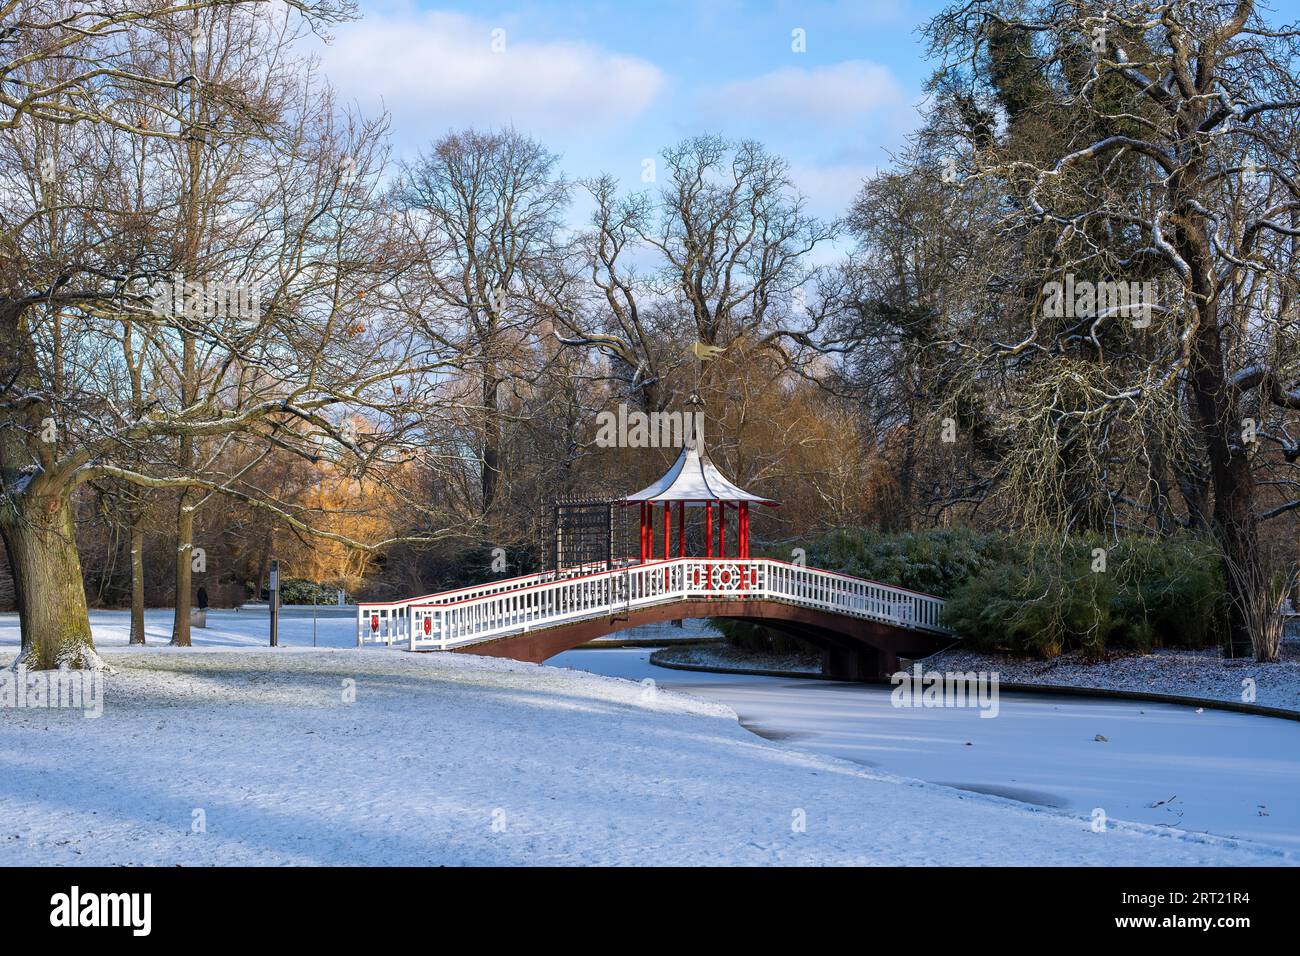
[650,641,1300,716]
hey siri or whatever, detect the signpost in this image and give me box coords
[268,559,280,647]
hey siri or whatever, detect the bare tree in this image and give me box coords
[395,129,570,520]
[904,0,1300,653]
[0,1,464,669]
[548,137,837,410]
[0,1,353,131]
[830,168,990,527]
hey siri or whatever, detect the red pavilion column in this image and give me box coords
[663,502,670,560]
[662,503,671,586]
[705,501,714,590]
[719,502,726,558]
[738,502,749,589]
[705,502,713,558]
[677,502,685,557]
[740,502,749,558]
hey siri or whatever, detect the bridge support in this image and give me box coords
[821,644,897,681]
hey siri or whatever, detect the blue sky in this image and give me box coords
[318,0,951,221]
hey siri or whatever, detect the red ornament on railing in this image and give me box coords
[423,616,432,635]
[370,613,379,632]
[710,563,740,589]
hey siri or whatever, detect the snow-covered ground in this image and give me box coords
[1,611,1296,865]
[0,605,361,651]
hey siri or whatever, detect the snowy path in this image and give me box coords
[550,647,1300,852]
[0,611,1295,865]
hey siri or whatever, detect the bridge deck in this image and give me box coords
[357,559,950,671]
[455,595,955,676]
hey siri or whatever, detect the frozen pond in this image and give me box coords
[549,645,1300,852]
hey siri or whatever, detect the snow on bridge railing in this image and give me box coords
[356,558,949,651]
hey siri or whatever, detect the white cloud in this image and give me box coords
[693,59,915,222]
[703,60,908,128]
[317,9,665,139]
[790,161,877,217]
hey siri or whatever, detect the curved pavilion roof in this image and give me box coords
[619,439,778,507]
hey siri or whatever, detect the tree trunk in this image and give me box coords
[171,65,203,648]
[1187,293,1258,657]
[170,496,193,646]
[1173,455,1210,533]
[129,521,146,645]
[0,492,98,669]
[481,368,501,515]
[1174,158,1258,656]
[1143,427,1173,536]
[1211,455,1260,659]
[1,297,97,668]
[1173,386,1211,533]
[895,422,917,532]
[255,524,275,599]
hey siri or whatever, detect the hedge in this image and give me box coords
[716,528,1224,659]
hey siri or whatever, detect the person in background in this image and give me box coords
[196,585,209,610]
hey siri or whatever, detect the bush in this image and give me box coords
[942,542,1116,658]
[795,527,1017,598]
[1105,536,1223,650]
[276,578,337,605]
[736,528,1225,660]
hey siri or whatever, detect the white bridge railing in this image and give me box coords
[352,560,627,645]
[357,558,949,651]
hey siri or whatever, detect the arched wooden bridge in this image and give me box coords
[357,558,952,679]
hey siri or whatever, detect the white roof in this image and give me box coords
[620,439,777,506]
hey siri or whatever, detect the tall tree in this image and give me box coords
[396,129,570,520]
[0,1,461,669]
[911,0,1300,657]
[549,137,836,411]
